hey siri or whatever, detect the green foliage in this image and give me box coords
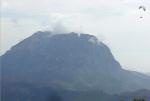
[120,98,145,101]
[132,98,145,101]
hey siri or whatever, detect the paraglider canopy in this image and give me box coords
[139,5,146,11]
[139,5,146,18]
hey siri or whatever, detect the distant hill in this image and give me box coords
[1,31,150,100]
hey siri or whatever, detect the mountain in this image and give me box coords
[1,31,150,100]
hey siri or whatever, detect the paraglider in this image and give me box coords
[139,5,146,18]
[139,5,146,11]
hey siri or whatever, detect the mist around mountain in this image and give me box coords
[1,31,150,101]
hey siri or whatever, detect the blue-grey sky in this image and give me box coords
[1,0,150,73]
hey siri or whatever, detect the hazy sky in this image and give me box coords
[1,0,150,73]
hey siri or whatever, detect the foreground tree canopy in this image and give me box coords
[133,99,145,101]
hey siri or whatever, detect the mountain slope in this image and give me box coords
[119,89,150,101]
[1,31,150,96]
[2,83,150,101]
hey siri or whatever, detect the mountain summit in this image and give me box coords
[2,31,150,95]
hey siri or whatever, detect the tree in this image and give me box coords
[133,98,145,101]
